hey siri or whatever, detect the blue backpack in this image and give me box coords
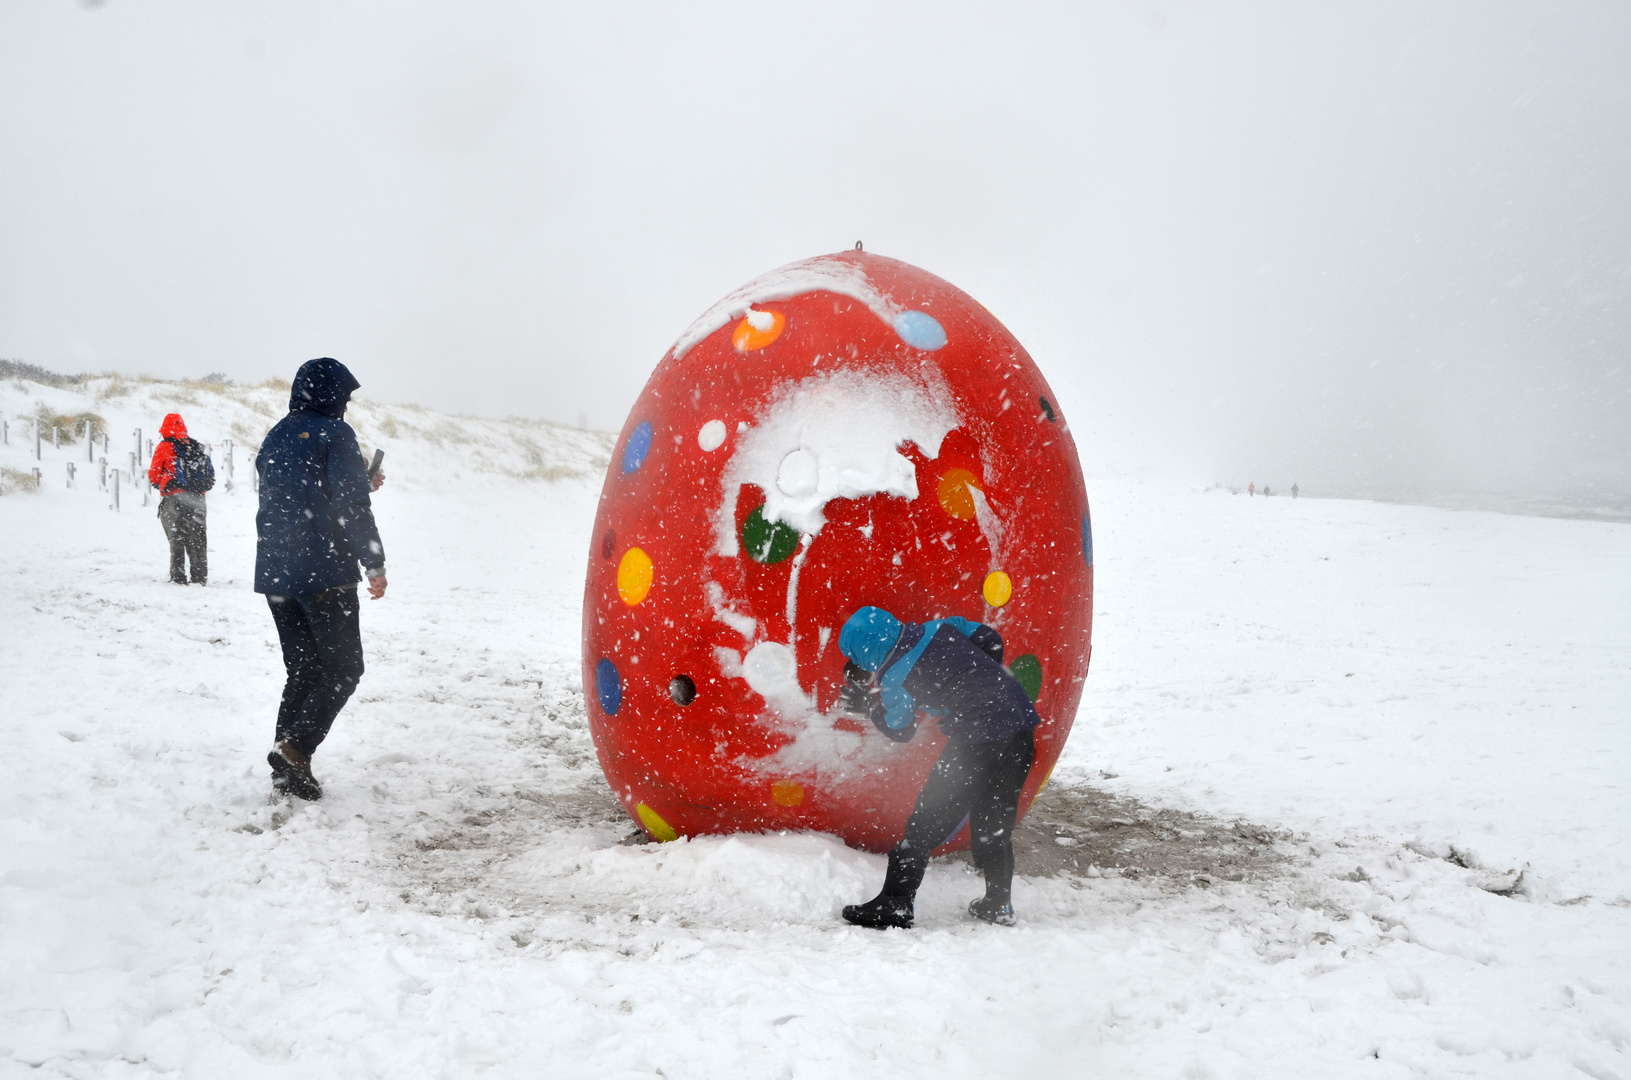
[165,437,216,493]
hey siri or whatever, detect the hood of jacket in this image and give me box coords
[839,606,905,672]
[159,413,188,440]
[289,357,360,419]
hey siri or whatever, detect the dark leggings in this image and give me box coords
[268,589,365,757]
[886,728,1036,905]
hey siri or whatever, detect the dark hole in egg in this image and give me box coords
[670,674,697,706]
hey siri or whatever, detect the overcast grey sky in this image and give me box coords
[2,2,1627,504]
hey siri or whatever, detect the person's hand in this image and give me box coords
[369,466,386,493]
[368,575,388,599]
[836,680,877,717]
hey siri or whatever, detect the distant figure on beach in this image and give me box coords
[254,358,388,802]
[147,413,215,585]
[1292,483,1299,499]
[1264,486,1271,497]
[1249,482,1255,497]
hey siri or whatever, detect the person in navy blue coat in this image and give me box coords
[254,358,387,800]
[836,606,1040,928]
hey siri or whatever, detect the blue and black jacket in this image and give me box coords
[254,358,385,595]
[838,606,1040,747]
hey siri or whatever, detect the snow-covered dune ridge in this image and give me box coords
[0,366,614,495]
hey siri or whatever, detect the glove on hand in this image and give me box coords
[837,661,879,717]
[836,680,878,717]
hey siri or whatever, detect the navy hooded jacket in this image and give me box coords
[839,607,1040,747]
[254,358,385,595]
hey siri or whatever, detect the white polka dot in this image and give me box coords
[697,419,727,452]
[776,448,818,497]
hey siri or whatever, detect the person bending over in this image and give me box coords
[836,606,1039,929]
[254,357,387,801]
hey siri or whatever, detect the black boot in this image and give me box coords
[268,741,322,801]
[842,847,925,929]
[843,893,914,929]
[968,896,1016,926]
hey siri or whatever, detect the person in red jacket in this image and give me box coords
[148,413,214,584]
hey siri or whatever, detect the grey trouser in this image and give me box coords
[158,491,207,583]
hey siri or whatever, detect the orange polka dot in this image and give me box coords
[617,547,653,605]
[937,468,982,520]
[771,779,805,807]
[732,309,785,351]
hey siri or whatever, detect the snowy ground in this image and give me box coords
[2,378,1629,1078]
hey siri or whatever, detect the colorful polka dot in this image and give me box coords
[617,547,654,606]
[1009,654,1042,702]
[771,779,805,807]
[596,658,623,715]
[732,308,785,351]
[636,802,678,842]
[1039,396,1056,422]
[1081,512,1093,568]
[697,419,726,451]
[622,421,653,474]
[600,528,615,560]
[937,468,982,520]
[893,310,946,351]
[982,570,1013,607]
[742,505,799,564]
[670,674,696,706]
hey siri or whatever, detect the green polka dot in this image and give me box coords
[1010,654,1042,702]
[742,505,799,564]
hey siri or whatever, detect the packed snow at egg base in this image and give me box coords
[1,373,1629,1079]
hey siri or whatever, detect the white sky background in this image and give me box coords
[1,2,1628,503]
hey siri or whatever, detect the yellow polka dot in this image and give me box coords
[771,779,805,807]
[617,547,653,605]
[937,468,981,520]
[1035,763,1056,798]
[636,802,678,842]
[982,570,1013,607]
[732,308,785,351]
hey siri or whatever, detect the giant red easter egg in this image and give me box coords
[582,251,1093,851]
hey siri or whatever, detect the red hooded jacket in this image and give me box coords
[148,413,191,494]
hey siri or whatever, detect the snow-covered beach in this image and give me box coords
[2,376,1628,1078]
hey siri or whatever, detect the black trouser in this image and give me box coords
[158,492,207,583]
[883,728,1036,906]
[267,589,365,758]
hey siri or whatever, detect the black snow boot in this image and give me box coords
[842,848,923,929]
[268,741,322,801]
[843,893,914,930]
[968,896,1017,926]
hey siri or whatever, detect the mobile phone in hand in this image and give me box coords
[368,448,384,478]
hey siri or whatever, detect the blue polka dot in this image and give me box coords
[596,658,623,715]
[622,421,653,474]
[893,310,947,351]
[1081,512,1093,568]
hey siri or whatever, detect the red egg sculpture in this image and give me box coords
[583,251,1093,852]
